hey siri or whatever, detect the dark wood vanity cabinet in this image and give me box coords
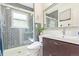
[43,37,79,56]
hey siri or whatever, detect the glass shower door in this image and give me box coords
[2,7,34,49]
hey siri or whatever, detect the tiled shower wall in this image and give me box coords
[7,28,33,49]
[8,28,20,49]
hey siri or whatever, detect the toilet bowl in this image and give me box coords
[27,41,42,49]
[27,41,42,56]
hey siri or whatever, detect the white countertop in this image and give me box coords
[39,34,79,45]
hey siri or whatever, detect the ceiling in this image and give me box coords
[6,3,34,11]
[20,3,33,8]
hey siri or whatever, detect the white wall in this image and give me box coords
[20,3,33,8]
[43,3,53,10]
[34,3,44,26]
[34,3,53,27]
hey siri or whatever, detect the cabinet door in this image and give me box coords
[43,38,53,56]
[47,39,62,55]
[61,42,79,56]
[43,38,68,56]
[69,44,79,56]
[58,41,71,56]
[43,38,79,56]
[48,39,60,55]
[49,39,70,56]
[43,38,71,56]
[56,40,79,56]
[43,38,59,56]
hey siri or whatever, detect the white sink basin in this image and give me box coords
[40,33,79,40]
[63,35,79,39]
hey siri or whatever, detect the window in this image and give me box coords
[12,10,29,28]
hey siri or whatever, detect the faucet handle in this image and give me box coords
[78,32,79,35]
[68,24,70,26]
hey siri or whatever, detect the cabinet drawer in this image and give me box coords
[43,38,71,56]
[67,43,79,56]
[43,37,65,45]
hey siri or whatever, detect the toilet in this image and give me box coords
[27,41,42,49]
[26,41,42,56]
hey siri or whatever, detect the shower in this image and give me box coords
[0,3,36,52]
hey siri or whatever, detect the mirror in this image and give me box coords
[44,3,59,29]
[45,10,58,28]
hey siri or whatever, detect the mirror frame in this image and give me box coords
[43,3,58,29]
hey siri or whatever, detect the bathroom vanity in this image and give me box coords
[42,3,79,56]
[43,37,79,56]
